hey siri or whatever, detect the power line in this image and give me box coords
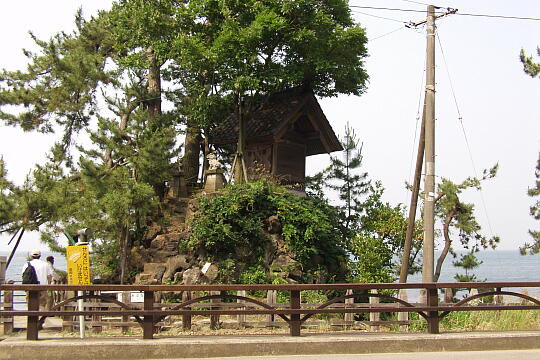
[436,31,496,238]
[399,0,431,6]
[369,26,406,41]
[455,12,540,21]
[351,10,407,24]
[350,5,426,13]
[349,5,540,21]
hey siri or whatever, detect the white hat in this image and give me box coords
[30,249,41,257]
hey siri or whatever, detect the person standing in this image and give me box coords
[45,255,58,309]
[22,249,53,310]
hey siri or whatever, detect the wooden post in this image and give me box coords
[91,291,102,334]
[426,287,439,334]
[344,289,354,325]
[62,303,74,332]
[121,291,130,335]
[182,291,192,330]
[266,290,276,326]
[143,290,154,339]
[443,288,454,304]
[237,290,246,328]
[397,289,409,332]
[495,288,504,305]
[27,290,40,340]
[182,291,193,330]
[289,290,301,336]
[210,290,221,330]
[2,286,13,334]
[0,256,6,284]
[369,290,380,332]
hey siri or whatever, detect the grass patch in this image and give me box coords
[440,310,540,331]
[393,310,540,332]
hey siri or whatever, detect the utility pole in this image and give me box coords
[422,4,436,283]
[399,6,456,283]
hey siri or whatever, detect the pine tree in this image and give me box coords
[432,165,501,281]
[452,251,484,282]
[325,123,370,232]
[521,154,540,254]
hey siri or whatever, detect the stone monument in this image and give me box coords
[204,152,227,192]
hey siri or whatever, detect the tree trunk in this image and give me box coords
[434,210,455,281]
[200,130,211,184]
[183,119,201,186]
[146,46,162,124]
[119,225,130,285]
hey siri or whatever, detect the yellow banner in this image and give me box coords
[66,245,91,285]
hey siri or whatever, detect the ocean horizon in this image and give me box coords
[1,248,538,284]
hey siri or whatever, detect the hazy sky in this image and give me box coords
[1,0,539,253]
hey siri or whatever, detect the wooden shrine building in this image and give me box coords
[210,88,343,185]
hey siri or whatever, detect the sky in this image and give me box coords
[0,0,539,253]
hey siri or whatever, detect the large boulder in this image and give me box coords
[182,267,202,285]
[162,255,191,282]
[201,262,219,282]
[135,263,167,285]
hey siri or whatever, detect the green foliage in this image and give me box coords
[307,124,420,283]
[521,154,540,254]
[349,234,394,283]
[0,0,369,283]
[452,251,484,282]
[325,123,370,233]
[432,164,501,281]
[348,182,418,283]
[520,47,540,77]
[0,158,16,231]
[188,179,348,283]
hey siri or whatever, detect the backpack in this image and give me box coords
[22,262,39,284]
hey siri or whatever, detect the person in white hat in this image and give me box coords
[21,249,53,310]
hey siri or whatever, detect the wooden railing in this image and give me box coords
[1,282,540,340]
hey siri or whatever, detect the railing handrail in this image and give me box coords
[2,281,540,292]
[3,281,540,340]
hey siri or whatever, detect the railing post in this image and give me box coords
[369,290,380,332]
[426,287,439,334]
[143,290,154,339]
[289,290,301,336]
[91,290,102,334]
[0,256,6,284]
[210,290,221,330]
[182,291,192,330]
[266,290,276,326]
[344,289,354,325]
[121,291,130,335]
[27,290,40,340]
[237,290,246,328]
[495,287,504,305]
[2,284,13,335]
[397,289,409,332]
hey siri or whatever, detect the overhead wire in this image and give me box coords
[369,26,406,41]
[405,59,426,209]
[349,5,540,21]
[436,31,496,238]
[350,10,408,24]
[398,0,431,6]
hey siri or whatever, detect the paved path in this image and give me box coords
[164,350,540,360]
[2,331,540,360]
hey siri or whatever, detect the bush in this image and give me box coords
[187,179,349,283]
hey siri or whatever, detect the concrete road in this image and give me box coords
[168,350,540,360]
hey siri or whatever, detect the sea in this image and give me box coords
[1,249,539,304]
